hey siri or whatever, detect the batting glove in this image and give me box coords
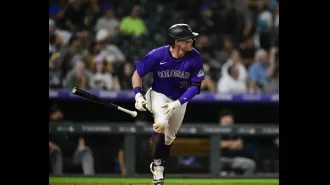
[162,100,181,120]
[135,93,147,111]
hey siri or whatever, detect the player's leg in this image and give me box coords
[49,142,63,175]
[149,90,172,184]
[219,157,234,176]
[149,101,186,183]
[164,102,187,157]
[231,157,256,175]
[81,150,95,175]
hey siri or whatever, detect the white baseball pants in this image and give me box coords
[147,89,187,145]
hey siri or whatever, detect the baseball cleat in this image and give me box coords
[150,162,164,184]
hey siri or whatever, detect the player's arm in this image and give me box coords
[266,47,277,78]
[231,139,243,149]
[132,71,143,92]
[220,140,234,148]
[177,57,205,105]
[162,57,205,120]
[132,50,158,111]
[220,139,242,149]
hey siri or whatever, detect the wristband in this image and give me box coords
[134,87,142,95]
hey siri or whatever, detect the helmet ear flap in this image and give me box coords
[192,38,196,47]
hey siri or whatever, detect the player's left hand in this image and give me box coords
[162,100,181,120]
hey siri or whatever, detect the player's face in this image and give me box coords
[220,115,234,126]
[177,39,194,52]
[50,110,63,120]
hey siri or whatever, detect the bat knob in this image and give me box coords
[72,87,77,94]
[131,111,138,117]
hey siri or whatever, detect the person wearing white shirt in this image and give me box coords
[217,64,247,93]
[89,55,114,90]
[96,29,126,63]
[221,50,248,82]
[94,6,120,38]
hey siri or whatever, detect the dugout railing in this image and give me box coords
[49,122,278,177]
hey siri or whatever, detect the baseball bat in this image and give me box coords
[71,87,138,117]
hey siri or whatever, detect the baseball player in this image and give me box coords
[132,24,204,185]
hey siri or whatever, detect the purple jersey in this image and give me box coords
[135,45,205,99]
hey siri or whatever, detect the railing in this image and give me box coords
[49,122,279,177]
[49,89,279,103]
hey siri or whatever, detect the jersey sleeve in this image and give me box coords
[190,56,205,83]
[135,50,159,77]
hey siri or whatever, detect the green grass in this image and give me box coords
[49,177,279,184]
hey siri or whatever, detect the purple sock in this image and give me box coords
[151,131,172,166]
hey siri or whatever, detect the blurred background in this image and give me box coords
[49,0,279,178]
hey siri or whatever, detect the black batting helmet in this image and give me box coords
[168,24,198,45]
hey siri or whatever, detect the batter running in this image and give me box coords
[132,24,205,185]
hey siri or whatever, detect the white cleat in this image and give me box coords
[150,162,164,184]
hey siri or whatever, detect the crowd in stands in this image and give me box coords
[49,0,279,94]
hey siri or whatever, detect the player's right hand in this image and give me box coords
[135,93,147,111]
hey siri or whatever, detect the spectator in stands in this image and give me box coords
[85,41,101,70]
[113,62,134,90]
[119,5,147,37]
[213,37,234,65]
[49,53,63,89]
[254,0,278,50]
[76,26,90,52]
[63,0,87,32]
[217,64,247,93]
[264,48,279,93]
[49,33,63,55]
[64,60,92,89]
[221,50,248,82]
[94,3,120,38]
[195,36,219,87]
[235,0,253,38]
[49,19,71,48]
[239,36,256,68]
[247,48,277,93]
[192,5,219,35]
[221,0,247,48]
[60,36,82,79]
[84,0,101,31]
[73,137,95,175]
[89,55,114,90]
[49,21,64,54]
[272,3,279,47]
[201,63,216,92]
[96,29,126,63]
[218,110,256,176]
[49,3,64,21]
[195,35,211,56]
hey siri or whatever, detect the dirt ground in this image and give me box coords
[49,183,275,185]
